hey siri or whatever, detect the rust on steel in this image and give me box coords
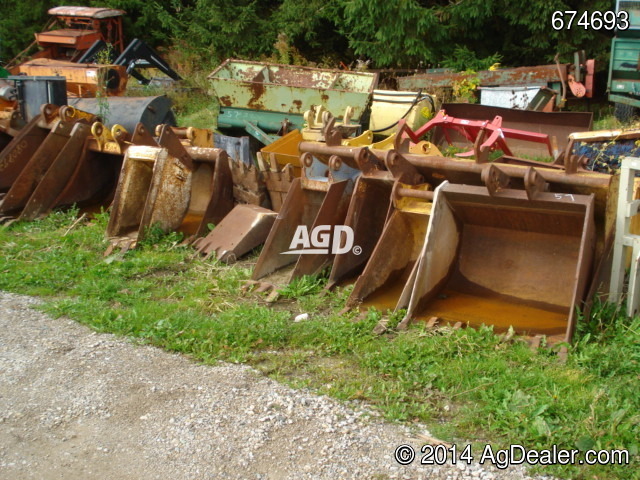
[192,204,277,263]
[386,153,611,190]
[299,141,371,170]
[396,183,595,345]
[398,64,568,90]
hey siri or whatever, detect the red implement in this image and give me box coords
[398,110,553,158]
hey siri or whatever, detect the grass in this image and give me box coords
[0,209,638,479]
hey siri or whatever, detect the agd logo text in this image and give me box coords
[281,225,361,255]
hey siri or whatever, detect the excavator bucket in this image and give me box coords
[326,175,394,287]
[106,124,234,247]
[397,181,596,344]
[260,162,295,212]
[106,144,192,243]
[193,204,277,263]
[184,150,234,237]
[0,105,60,193]
[293,140,426,289]
[260,129,303,177]
[346,183,433,311]
[289,178,352,280]
[155,125,233,238]
[0,113,95,216]
[251,175,353,280]
[52,122,138,211]
[252,144,363,281]
[17,122,92,221]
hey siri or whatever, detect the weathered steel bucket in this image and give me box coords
[325,174,393,287]
[325,149,425,288]
[155,126,234,238]
[106,125,233,246]
[106,144,192,243]
[193,204,277,263]
[183,149,234,237]
[0,104,61,193]
[397,179,596,344]
[251,153,356,281]
[17,121,93,220]
[346,182,433,311]
[0,107,97,216]
[65,121,143,202]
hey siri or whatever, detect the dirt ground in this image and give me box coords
[0,291,549,480]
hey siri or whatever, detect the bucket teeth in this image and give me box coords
[230,159,269,207]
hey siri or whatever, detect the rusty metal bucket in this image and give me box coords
[0,105,60,193]
[193,204,277,262]
[251,173,353,281]
[106,144,192,243]
[17,122,93,220]
[106,124,234,246]
[0,110,97,216]
[181,147,234,237]
[251,143,364,281]
[346,183,433,310]
[397,180,596,344]
[323,148,426,289]
[155,126,234,238]
[325,174,394,288]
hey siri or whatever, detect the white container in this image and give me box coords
[369,89,434,136]
[479,85,542,109]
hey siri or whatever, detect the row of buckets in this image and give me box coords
[0,101,622,349]
[245,130,608,348]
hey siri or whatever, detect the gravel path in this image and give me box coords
[0,291,548,480]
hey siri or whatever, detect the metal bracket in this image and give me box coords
[524,167,549,200]
[481,164,511,196]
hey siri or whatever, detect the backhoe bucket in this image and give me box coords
[51,122,142,211]
[106,145,192,243]
[326,175,394,287]
[346,183,433,311]
[18,122,92,220]
[193,204,277,263]
[0,105,60,193]
[180,147,233,237]
[399,182,595,344]
[155,126,233,238]
[0,118,87,215]
[251,176,352,280]
[289,179,352,280]
[260,129,303,177]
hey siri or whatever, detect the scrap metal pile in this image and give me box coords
[1,55,638,353]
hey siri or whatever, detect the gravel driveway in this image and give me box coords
[0,291,547,480]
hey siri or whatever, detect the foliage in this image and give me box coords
[0,0,618,70]
[94,43,114,123]
[442,46,502,72]
[451,70,480,103]
[0,0,54,63]
[340,0,445,68]
[278,274,327,298]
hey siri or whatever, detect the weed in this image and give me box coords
[139,223,185,249]
[451,70,480,104]
[278,273,327,298]
[94,43,114,123]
